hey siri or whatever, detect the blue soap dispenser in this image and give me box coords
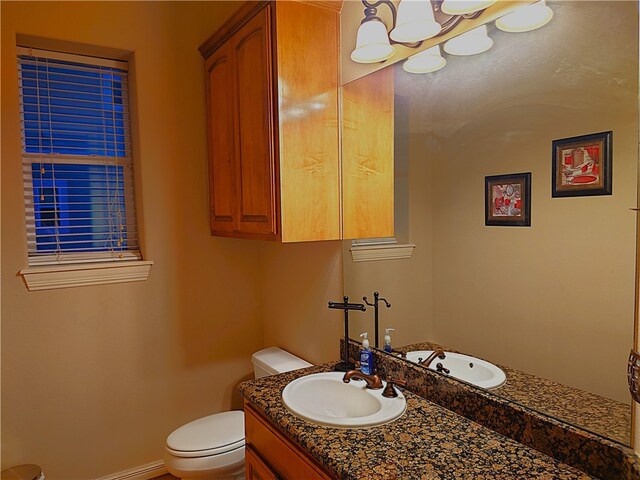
[383,328,395,353]
[359,333,374,375]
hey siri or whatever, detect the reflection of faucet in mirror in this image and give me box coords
[363,292,391,349]
[418,348,446,368]
[435,362,450,375]
[342,370,383,389]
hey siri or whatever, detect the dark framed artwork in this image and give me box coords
[485,172,531,227]
[551,131,612,197]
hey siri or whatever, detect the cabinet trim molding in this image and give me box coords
[199,1,269,59]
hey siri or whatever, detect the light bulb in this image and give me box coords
[390,0,442,43]
[495,1,553,33]
[351,19,396,64]
[443,25,493,56]
[403,45,446,74]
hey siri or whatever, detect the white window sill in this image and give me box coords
[349,243,415,263]
[20,260,154,291]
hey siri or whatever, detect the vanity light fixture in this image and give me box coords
[351,14,397,63]
[443,24,493,55]
[390,0,442,43]
[350,0,487,64]
[403,45,447,73]
[495,0,554,33]
[351,0,552,74]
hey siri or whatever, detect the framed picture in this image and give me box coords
[552,131,612,197]
[485,172,531,227]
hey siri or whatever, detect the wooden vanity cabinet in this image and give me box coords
[200,1,342,242]
[245,446,277,480]
[244,402,333,480]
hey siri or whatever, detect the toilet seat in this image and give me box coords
[166,411,245,458]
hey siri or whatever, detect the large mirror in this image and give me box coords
[343,1,638,447]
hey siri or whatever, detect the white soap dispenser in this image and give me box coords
[383,328,395,353]
[359,333,374,375]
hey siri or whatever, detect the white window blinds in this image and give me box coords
[18,47,140,266]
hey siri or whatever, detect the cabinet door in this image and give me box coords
[205,41,237,235]
[233,7,278,237]
[246,445,278,480]
[244,403,332,480]
[274,1,341,242]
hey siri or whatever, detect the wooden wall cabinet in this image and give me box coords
[244,402,332,479]
[200,1,341,242]
[203,7,277,239]
[200,1,394,242]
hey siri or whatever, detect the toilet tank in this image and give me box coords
[252,347,312,378]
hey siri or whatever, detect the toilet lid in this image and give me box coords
[167,411,245,458]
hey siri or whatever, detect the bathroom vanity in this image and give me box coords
[240,364,597,479]
[244,402,330,480]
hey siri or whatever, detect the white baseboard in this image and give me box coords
[97,460,167,480]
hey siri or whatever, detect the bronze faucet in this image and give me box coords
[342,370,383,389]
[419,348,446,368]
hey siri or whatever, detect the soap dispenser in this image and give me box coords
[359,333,375,375]
[383,328,395,353]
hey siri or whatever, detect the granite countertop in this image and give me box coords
[396,341,631,445]
[240,364,595,480]
[496,364,630,445]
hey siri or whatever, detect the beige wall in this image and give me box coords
[2,3,346,478]
[429,1,637,403]
[343,130,436,347]
[260,242,343,365]
[345,1,638,403]
[1,2,265,479]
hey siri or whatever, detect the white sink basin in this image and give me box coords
[282,372,406,428]
[405,351,506,390]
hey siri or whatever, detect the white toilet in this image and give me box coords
[164,347,312,480]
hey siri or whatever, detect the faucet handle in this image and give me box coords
[382,378,407,398]
[435,362,451,375]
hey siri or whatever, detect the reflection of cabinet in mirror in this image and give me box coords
[342,67,395,239]
[199,1,394,242]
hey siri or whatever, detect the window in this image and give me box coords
[18,47,140,267]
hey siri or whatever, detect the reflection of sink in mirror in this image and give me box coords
[282,372,406,428]
[405,351,506,390]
